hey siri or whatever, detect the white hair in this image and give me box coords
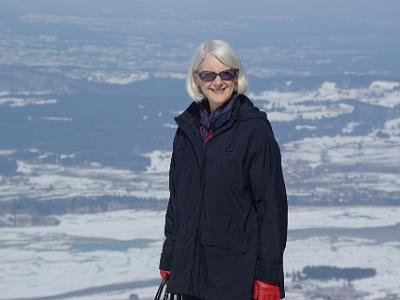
[185,40,248,102]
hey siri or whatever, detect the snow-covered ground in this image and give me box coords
[249,81,400,122]
[0,150,171,202]
[0,209,165,300]
[0,206,399,300]
[280,115,400,203]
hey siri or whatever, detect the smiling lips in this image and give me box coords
[211,88,226,93]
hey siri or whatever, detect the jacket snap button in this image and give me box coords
[226,146,233,155]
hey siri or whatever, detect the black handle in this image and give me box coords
[154,273,169,300]
[155,273,183,300]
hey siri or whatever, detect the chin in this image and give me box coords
[207,91,232,104]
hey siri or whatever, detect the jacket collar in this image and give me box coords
[175,93,242,143]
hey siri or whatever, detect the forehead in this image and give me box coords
[199,54,230,71]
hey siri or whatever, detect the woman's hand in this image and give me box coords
[253,280,280,300]
[160,269,171,284]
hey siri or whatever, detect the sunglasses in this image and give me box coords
[195,68,239,82]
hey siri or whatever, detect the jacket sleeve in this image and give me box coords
[248,127,288,286]
[159,130,178,271]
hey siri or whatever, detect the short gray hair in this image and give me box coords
[186,40,248,102]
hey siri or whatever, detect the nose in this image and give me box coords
[213,74,223,86]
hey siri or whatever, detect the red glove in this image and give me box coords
[253,280,280,300]
[160,269,171,284]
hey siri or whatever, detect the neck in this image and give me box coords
[209,102,219,113]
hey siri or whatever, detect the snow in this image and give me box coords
[282,132,400,168]
[295,125,317,130]
[384,117,400,136]
[288,206,400,229]
[163,122,178,129]
[16,91,52,96]
[249,80,400,122]
[282,129,400,197]
[60,153,76,160]
[40,116,73,122]
[66,70,186,84]
[0,149,172,202]
[0,209,165,299]
[342,121,360,134]
[369,80,400,91]
[141,150,172,174]
[66,70,150,85]
[153,72,186,80]
[0,97,57,107]
[0,149,17,156]
[0,206,399,299]
[286,236,400,299]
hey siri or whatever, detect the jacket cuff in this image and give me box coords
[159,252,173,271]
[254,259,283,284]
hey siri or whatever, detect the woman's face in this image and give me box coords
[195,54,237,112]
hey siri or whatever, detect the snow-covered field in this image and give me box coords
[0,150,171,202]
[0,206,399,300]
[249,81,400,122]
[281,118,400,204]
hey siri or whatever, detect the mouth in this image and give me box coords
[210,87,226,94]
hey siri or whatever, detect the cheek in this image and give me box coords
[201,83,212,92]
[226,83,235,90]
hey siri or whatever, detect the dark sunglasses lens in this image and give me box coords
[199,71,216,82]
[219,70,237,80]
[197,69,238,82]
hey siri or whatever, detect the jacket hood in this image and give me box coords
[236,93,269,122]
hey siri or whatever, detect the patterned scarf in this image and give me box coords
[199,92,238,143]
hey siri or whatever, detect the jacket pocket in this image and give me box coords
[200,229,252,293]
[200,229,248,254]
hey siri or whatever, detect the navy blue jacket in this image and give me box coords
[159,93,288,299]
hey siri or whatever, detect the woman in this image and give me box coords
[159,40,288,300]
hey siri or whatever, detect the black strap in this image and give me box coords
[154,275,168,300]
[155,273,183,300]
